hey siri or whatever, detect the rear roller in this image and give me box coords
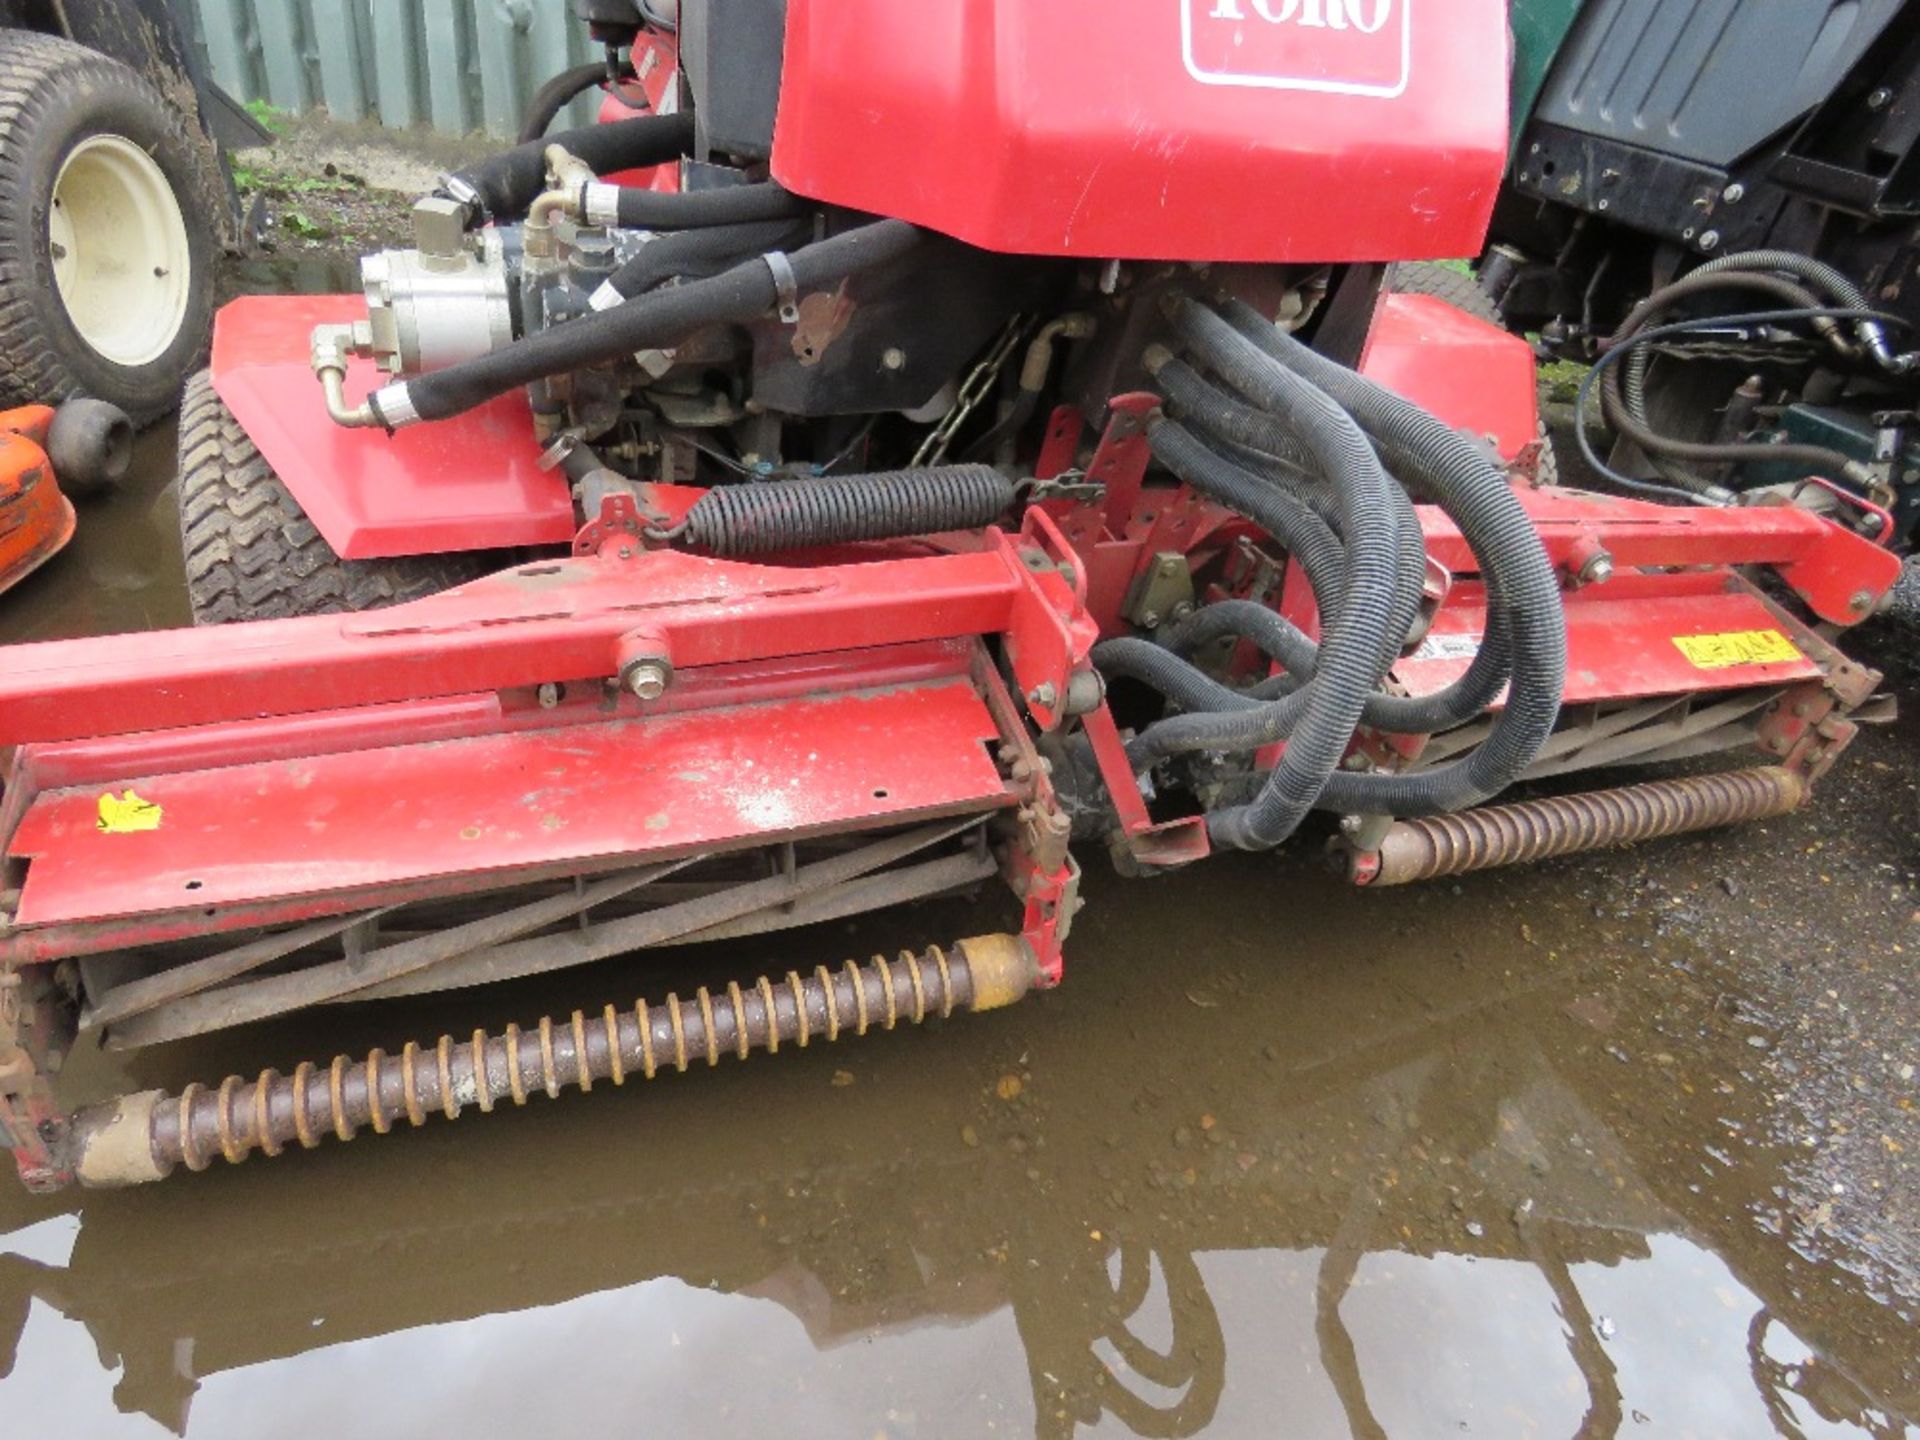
[61,935,1041,1189]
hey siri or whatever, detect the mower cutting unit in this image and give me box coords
[0,0,1902,1192]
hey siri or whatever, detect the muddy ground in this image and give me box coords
[0,130,1915,1438]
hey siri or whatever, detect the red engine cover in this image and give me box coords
[772,0,1509,263]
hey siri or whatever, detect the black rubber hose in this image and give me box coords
[1094,634,1310,719]
[1602,270,1870,482]
[1217,297,1564,815]
[1147,303,1405,850]
[600,219,810,304]
[683,466,1014,556]
[448,112,695,224]
[1148,423,1350,625]
[1162,358,1427,659]
[1114,597,1514,734]
[1134,356,1514,750]
[393,221,922,424]
[609,181,811,231]
[519,63,615,144]
[1152,351,1320,474]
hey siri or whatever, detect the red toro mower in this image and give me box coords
[0,0,1901,1193]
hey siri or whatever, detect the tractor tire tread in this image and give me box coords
[0,30,224,423]
[176,371,491,625]
[1384,261,1504,327]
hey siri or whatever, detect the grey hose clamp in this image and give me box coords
[764,251,801,325]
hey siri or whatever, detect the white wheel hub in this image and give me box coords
[49,134,191,369]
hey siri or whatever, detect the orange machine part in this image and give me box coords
[0,406,75,598]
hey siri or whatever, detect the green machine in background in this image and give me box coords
[1483,0,1920,542]
[1507,0,1584,158]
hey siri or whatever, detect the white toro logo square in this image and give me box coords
[1182,0,1412,98]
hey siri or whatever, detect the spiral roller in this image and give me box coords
[1341,768,1808,887]
[62,934,1039,1187]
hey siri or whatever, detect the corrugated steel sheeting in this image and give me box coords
[183,0,605,137]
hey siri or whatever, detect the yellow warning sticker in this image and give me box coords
[96,790,163,834]
[1671,629,1804,670]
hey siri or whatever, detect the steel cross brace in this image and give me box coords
[0,514,1100,750]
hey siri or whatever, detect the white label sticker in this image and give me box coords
[1182,0,1412,98]
[1410,632,1480,663]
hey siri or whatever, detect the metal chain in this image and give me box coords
[911,315,1029,467]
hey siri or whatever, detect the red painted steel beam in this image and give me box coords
[0,538,1088,748]
[1418,488,1901,625]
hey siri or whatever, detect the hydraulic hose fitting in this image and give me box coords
[310,322,382,428]
[525,144,598,258]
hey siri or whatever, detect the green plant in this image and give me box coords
[244,98,292,136]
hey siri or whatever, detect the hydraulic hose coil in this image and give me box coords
[683,466,1015,557]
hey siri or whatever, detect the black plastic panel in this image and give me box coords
[1537,0,1906,167]
[681,0,789,161]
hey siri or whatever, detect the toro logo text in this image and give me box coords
[1181,0,1412,98]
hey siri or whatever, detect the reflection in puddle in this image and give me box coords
[1,854,1913,1437]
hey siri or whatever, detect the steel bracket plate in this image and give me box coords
[8,677,1013,933]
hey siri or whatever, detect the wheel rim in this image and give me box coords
[49,134,192,369]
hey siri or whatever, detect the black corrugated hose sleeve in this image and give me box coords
[602,219,810,303]
[1160,354,1427,674]
[1153,301,1404,849]
[404,221,923,423]
[1218,297,1565,814]
[1155,355,1319,473]
[1094,636,1309,723]
[1126,423,1368,786]
[612,182,811,230]
[450,112,696,223]
[1170,598,1514,733]
[1151,426,1348,615]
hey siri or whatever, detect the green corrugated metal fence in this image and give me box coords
[183,0,605,137]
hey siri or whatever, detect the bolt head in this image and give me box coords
[624,660,671,701]
[537,682,562,709]
[1722,183,1745,203]
[1869,87,1893,109]
[1139,610,1161,629]
[1849,588,1874,614]
[1026,682,1058,711]
[1580,553,1615,585]
[882,347,907,371]
[1699,230,1721,251]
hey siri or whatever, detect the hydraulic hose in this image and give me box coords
[1688,248,1912,370]
[519,62,616,144]
[1217,298,1565,817]
[595,219,810,307]
[1147,423,1350,633]
[373,221,923,427]
[1157,353,1428,654]
[583,180,812,231]
[1148,303,1405,850]
[1158,598,1513,735]
[1602,270,1875,487]
[1129,330,1505,758]
[446,111,695,224]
